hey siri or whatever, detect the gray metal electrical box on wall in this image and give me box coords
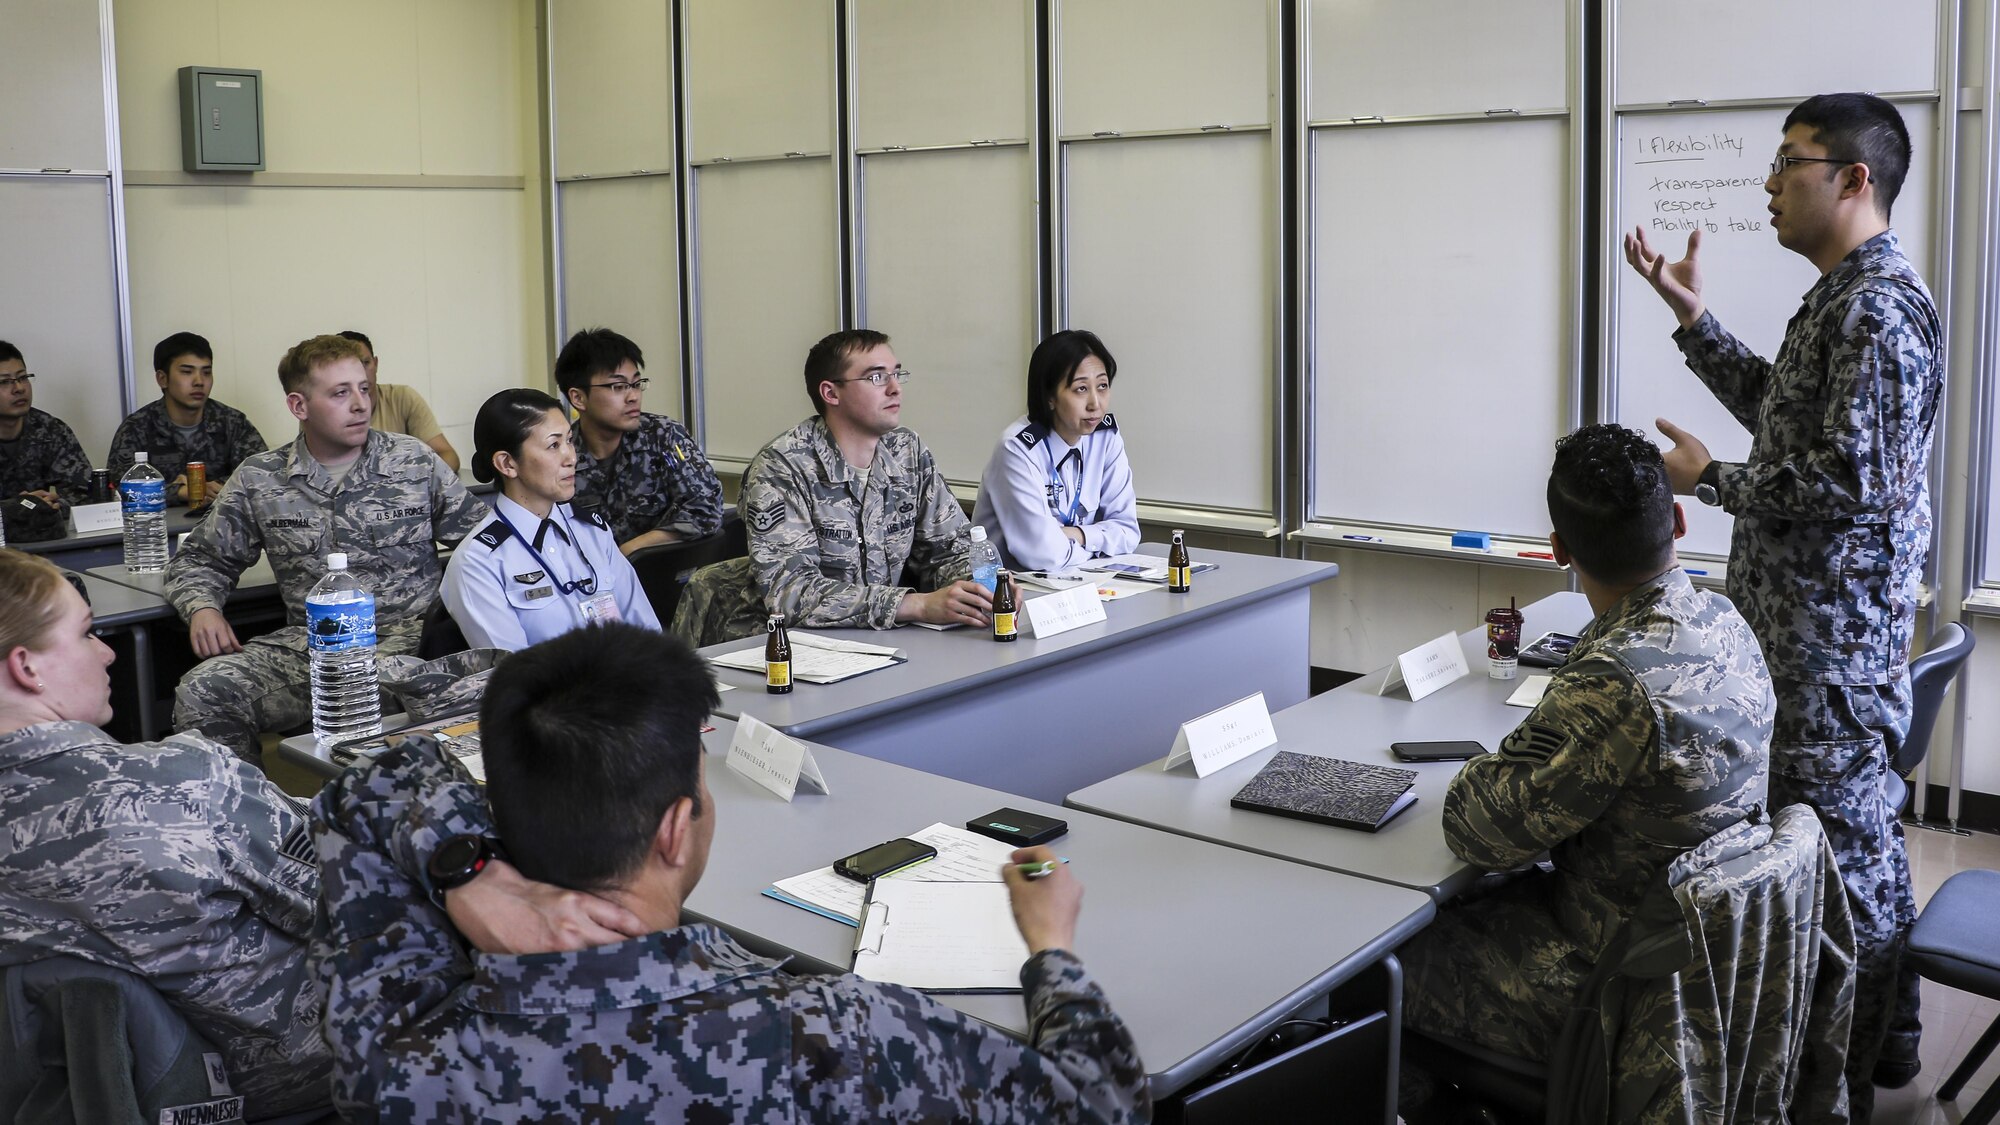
[178,66,264,171]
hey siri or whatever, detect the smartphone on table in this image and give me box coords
[1390,740,1488,763]
[833,837,938,883]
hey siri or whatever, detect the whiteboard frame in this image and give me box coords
[1971,1,2000,595]
[1292,0,1585,555]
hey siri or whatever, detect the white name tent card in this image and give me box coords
[1380,632,1470,702]
[725,714,830,802]
[1023,583,1108,639]
[1164,692,1278,777]
[69,501,123,535]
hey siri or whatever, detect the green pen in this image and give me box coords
[1016,861,1059,880]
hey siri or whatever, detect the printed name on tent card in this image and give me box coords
[1023,582,1108,640]
[725,714,831,802]
[69,501,122,535]
[1379,632,1470,702]
[1163,692,1278,778]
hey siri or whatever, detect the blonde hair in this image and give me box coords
[277,334,369,396]
[0,550,69,653]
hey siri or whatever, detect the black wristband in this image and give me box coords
[426,834,507,910]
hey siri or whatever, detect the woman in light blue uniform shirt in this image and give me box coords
[442,389,661,649]
[971,330,1138,571]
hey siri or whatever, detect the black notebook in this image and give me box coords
[1229,752,1419,833]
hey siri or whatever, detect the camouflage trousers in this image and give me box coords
[1770,676,1916,1124]
[172,624,423,766]
[1397,869,1589,1116]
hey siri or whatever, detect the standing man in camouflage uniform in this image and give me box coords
[166,334,488,766]
[676,329,985,645]
[1625,92,1941,1111]
[107,331,268,503]
[555,327,722,555]
[0,340,92,507]
[311,623,1151,1122]
[1398,424,1775,1123]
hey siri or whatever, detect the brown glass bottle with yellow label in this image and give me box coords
[992,571,1018,642]
[1167,529,1192,592]
[765,614,792,693]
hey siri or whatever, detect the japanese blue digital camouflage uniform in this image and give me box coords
[674,416,973,645]
[308,734,1151,1124]
[0,720,329,1118]
[106,396,268,495]
[571,411,724,545]
[0,407,92,505]
[1399,568,1775,1115]
[164,430,490,763]
[1675,228,1940,1108]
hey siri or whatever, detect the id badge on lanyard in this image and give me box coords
[579,591,622,624]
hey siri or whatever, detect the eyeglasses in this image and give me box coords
[1768,154,1856,178]
[590,377,650,395]
[836,367,912,387]
[0,373,34,391]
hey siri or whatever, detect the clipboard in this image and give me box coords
[849,880,1028,994]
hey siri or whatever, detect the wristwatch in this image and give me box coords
[1693,462,1723,507]
[426,834,508,909]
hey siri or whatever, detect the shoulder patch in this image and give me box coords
[1098,412,1118,432]
[1502,721,1572,764]
[473,519,508,550]
[747,502,784,534]
[1015,422,1049,449]
[582,507,610,530]
[276,821,317,871]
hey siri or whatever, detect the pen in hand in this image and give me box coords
[1016,860,1058,880]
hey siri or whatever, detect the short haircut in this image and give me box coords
[0,549,70,654]
[0,340,22,366]
[1546,424,1677,583]
[479,624,721,892]
[152,332,212,375]
[336,330,374,354]
[276,334,369,396]
[802,329,890,415]
[1783,93,1911,218]
[553,328,645,397]
[470,387,565,485]
[1025,330,1118,429]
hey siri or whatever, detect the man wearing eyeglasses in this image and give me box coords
[553,328,722,557]
[676,329,984,645]
[1624,92,1941,1114]
[0,340,92,508]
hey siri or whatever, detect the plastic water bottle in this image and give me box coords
[969,525,1001,594]
[119,452,168,572]
[307,553,382,749]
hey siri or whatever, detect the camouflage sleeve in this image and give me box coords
[228,412,268,478]
[45,416,92,504]
[744,450,908,629]
[1673,310,1774,434]
[165,469,265,620]
[204,741,322,941]
[654,417,724,539]
[106,416,141,482]
[429,457,489,545]
[797,950,1149,1123]
[903,444,972,587]
[309,736,494,1119]
[1713,283,1939,520]
[1442,651,1656,871]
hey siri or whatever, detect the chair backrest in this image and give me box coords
[416,598,469,661]
[628,514,748,631]
[1895,621,1976,777]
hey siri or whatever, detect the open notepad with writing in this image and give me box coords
[709,632,907,684]
[850,879,1030,993]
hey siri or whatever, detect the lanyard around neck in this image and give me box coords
[493,506,599,598]
[1043,438,1085,526]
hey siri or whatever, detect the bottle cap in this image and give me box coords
[327,553,349,570]
[133,452,148,464]
[969,525,988,542]
[1172,528,1185,537]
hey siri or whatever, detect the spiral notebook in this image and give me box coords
[849,880,1029,993]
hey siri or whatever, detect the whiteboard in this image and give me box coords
[1611,103,1936,557]
[0,0,107,170]
[551,0,674,176]
[692,159,839,463]
[1309,0,1566,121]
[1310,118,1571,538]
[1066,132,1274,513]
[0,178,125,461]
[558,176,683,419]
[859,147,1036,484]
[1058,0,1270,135]
[1616,0,1937,106]
[686,0,833,160]
[854,0,1030,149]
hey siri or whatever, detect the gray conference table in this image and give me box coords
[18,506,207,572]
[276,717,1432,1110]
[75,571,176,739]
[87,556,279,600]
[704,546,1338,803]
[1067,592,1594,903]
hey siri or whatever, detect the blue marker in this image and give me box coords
[1343,534,1385,543]
[1685,568,1709,576]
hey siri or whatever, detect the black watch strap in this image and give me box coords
[1698,461,1721,490]
[426,834,507,909]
